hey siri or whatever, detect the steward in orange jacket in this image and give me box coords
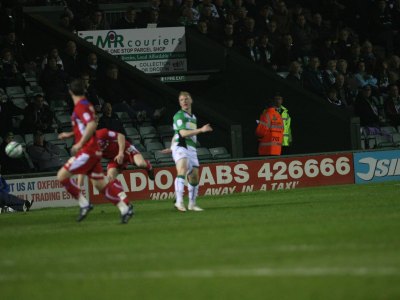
[255,102,284,156]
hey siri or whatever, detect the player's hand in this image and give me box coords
[58,132,70,140]
[159,148,172,154]
[114,153,124,164]
[70,143,82,156]
[201,124,213,133]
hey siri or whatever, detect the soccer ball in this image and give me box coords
[5,141,24,158]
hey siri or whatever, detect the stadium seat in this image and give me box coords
[56,114,71,129]
[139,126,158,140]
[144,138,161,146]
[115,111,132,124]
[124,127,140,140]
[133,143,146,152]
[196,147,212,161]
[391,133,400,146]
[375,135,395,148]
[11,97,28,110]
[157,125,174,138]
[209,147,231,159]
[154,151,174,164]
[6,86,25,98]
[140,151,156,164]
[12,115,24,129]
[146,141,164,153]
[24,133,33,145]
[163,140,171,149]
[380,126,397,135]
[44,132,59,142]
[13,134,25,145]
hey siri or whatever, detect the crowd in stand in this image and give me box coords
[1,0,400,173]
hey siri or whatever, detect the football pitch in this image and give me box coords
[1,182,399,300]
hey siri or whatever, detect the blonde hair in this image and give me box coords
[179,91,192,99]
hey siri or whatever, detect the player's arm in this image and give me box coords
[114,133,126,164]
[179,124,213,138]
[71,120,97,155]
[58,131,74,140]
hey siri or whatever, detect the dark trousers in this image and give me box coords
[0,192,25,211]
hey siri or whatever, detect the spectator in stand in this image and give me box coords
[82,9,110,31]
[41,45,64,70]
[318,37,337,67]
[265,19,280,50]
[309,12,331,47]
[81,72,102,113]
[353,61,379,90]
[290,13,313,60]
[336,58,349,77]
[322,59,338,89]
[179,6,197,27]
[326,87,345,108]
[354,84,382,127]
[239,35,259,63]
[370,0,395,54]
[197,0,220,19]
[159,0,180,24]
[61,41,80,78]
[333,73,353,108]
[286,61,303,87]
[384,84,400,127]
[375,59,390,93]
[82,52,100,82]
[334,28,354,60]
[0,31,26,67]
[254,5,273,35]
[272,0,290,35]
[360,40,377,71]
[302,56,326,97]
[26,130,64,172]
[347,43,362,73]
[197,21,209,37]
[271,34,298,72]
[97,102,126,135]
[39,57,69,103]
[21,94,54,134]
[58,12,76,32]
[213,0,228,24]
[181,0,200,23]
[0,48,24,86]
[112,6,139,29]
[0,163,33,214]
[258,34,273,69]
[0,132,31,175]
[97,64,138,121]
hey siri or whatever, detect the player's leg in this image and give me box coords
[91,166,134,224]
[106,166,119,181]
[0,193,32,212]
[187,166,202,211]
[58,157,91,220]
[129,145,154,180]
[174,157,188,212]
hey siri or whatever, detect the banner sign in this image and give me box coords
[7,175,88,209]
[354,150,400,184]
[89,153,354,203]
[78,27,187,74]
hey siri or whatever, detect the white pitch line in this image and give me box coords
[1,267,400,281]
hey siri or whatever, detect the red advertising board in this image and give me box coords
[89,153,354,203]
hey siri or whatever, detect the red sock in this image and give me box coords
[60,178,80,199]
[103,179,129,205]
[145,160,152,170]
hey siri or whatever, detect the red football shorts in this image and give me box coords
[64,151,104,179]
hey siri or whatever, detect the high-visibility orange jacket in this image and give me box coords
[255,107,284,156]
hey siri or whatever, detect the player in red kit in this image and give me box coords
[57,78,134,223]
[96,127,155,181]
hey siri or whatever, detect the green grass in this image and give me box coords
[1,182,400,300]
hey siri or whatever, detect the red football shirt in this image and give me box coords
[96,128,131,160]
[71,98,100,154]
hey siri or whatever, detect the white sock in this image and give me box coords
[188,183,199,206]
[117,201,129,215]
[175,177,185,205]
[78,193,89,208]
